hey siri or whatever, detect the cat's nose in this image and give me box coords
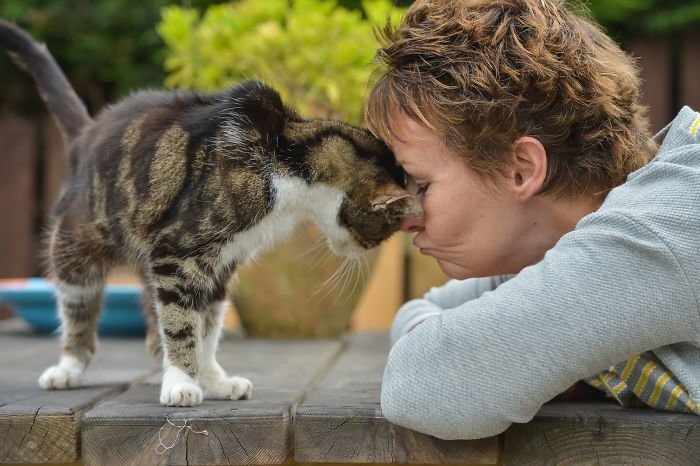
[399,216,424,233]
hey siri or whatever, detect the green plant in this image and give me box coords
[573,0,700,40]
[157,0,405,123]
[0,0,226,115]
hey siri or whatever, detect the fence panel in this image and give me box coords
[681,31,700,113]
[627,36,674,133]
[42,118,69,220]
[0,118,38,278]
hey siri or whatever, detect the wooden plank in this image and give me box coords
[82,338,343,465]
[503,401,700,466]
[0,320,157,464]
[295,333,499,464]
[0,118,37,278]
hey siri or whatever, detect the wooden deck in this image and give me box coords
[1,319,698,465]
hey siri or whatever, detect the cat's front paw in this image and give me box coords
[160,381,204,406]
[39,364,82,389]
[203,376,253,400]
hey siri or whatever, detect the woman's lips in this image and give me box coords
[412,235,433,255]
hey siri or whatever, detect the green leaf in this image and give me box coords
[156,0,406,123]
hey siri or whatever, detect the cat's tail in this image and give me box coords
[0,18,92,145]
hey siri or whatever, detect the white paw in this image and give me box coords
[160,381,203,406]
[39,365,82,389]
[203,376,253,400]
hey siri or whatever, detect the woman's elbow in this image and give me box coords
[380,357,514,440]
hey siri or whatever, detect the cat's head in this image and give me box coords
[311,127,423,258]
[334,179,422,257]
[229,81,423,257]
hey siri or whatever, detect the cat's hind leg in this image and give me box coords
[199,299,253,401]
[39,221,110,389]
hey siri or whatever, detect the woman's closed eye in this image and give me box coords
[416,183,430,195]
[405,173,430,196]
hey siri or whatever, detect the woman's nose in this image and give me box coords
[400,216,425,233]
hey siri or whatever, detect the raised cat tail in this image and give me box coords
[0,19,92,148]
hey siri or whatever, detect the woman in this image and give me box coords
[365,0,700,440]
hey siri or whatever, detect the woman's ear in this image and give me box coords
[509,136,547,201]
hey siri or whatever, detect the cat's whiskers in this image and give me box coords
[320,254,371,307]
[307,245,333,272]
[337,257,358,304]
[336,258,353,300]
[345,256,369,302]
[361,255,370,285]
[311,256,351,302]
[338,256,365,305]
[295,234,326,259]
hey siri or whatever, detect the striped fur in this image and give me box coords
[2,19,422,406]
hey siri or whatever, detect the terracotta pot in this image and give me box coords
[232,222,379,338]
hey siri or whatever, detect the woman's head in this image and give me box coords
[366,0,656,198]
[365,0,657,278]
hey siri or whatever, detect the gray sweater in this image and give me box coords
[382,106,700,440]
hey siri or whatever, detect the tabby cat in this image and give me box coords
[0,19,421,406]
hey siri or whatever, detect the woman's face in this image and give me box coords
[389,114,539,279]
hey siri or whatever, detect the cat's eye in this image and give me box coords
[416,183,430,195]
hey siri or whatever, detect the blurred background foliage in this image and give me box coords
[0,0,408,121]
[0,0,218,115]
[2,0,698,120]
[157,0,405,123]
[584,0,700,38]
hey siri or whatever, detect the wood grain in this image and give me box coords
[295,333,499,464]
[5,319,698,466]
[0,321,157,464]
[503,401,700,466]
[680,31,700,113]
[41,117,69,220]
[627,38,673,133]
[82,338,342,465]
[0,118,37,278]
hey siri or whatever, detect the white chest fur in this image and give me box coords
[218,176,348,269]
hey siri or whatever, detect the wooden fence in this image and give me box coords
[1,33,699,288]
[0,118,66,277]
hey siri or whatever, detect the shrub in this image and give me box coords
[157,0,405,123]
[0,0,225,114]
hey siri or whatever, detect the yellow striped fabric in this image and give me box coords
[690,113,700,138]
[584,352,699,414]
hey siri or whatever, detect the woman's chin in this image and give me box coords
[435,258,473,280]
[436,257,506,280]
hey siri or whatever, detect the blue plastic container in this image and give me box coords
[0,278,145,336]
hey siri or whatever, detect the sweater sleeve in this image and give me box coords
[390,276,515,346]
[381,211,700,440]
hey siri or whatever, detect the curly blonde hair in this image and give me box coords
[365,0,657,197]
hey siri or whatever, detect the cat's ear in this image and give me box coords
[371,190,423,218]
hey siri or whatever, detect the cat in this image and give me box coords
[0,18,422,406]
